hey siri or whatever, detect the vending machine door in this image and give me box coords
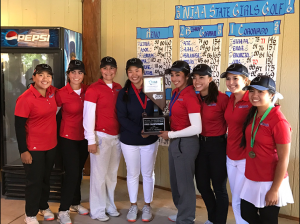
[1,51,64,200]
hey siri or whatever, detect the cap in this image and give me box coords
[67,60,85,74]
[165,61,190,74]
[191,64,212,77]
[34,64,53,76]
[100,56,117,68]
[220,63,249,78]
[243,75,283,99]
[126,58,144,70]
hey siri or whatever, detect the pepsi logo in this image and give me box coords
[5,31,18,46]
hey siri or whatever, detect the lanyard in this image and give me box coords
[169,86,188,116]
[250,106,273,148]
[131,83,147,110]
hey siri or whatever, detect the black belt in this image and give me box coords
[199,134,226,142]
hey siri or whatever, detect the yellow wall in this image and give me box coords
[101,0,299,218]
[1,0,82,33]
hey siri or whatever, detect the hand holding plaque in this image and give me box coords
[142,75,170,135]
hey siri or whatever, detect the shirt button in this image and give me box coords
[103,129,105,131]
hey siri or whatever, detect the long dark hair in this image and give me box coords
[239,89,275,148]
[122,66,145,103]
[204,80,219,105]
[182,69,193,86]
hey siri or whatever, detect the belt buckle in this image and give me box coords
[203,136,207,141]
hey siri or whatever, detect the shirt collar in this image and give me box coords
[173,85,193,95]
[29,84,51,98]
[98,78,117,88]
[131,82,143,93]
[230,90,249,103]
[66,82,86,94]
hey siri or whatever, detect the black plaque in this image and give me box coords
[143,117,165,135]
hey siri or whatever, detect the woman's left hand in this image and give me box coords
[158,131,169,140]
[265,189,279,206]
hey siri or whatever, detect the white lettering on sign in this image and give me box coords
[153,94,163,100]
[17,35,50,42]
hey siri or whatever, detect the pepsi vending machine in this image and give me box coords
[0,26,83,200]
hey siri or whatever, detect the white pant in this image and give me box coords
[121,141,159,203]
[226,156,248,224]
[89,133,121,219]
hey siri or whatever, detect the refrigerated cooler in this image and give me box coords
[1,26,82,200]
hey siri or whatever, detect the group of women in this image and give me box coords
[15,56,293,224]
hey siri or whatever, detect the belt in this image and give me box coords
[199,134,226,142]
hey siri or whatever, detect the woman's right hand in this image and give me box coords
[88,144,97,154]
[21,151,32,164]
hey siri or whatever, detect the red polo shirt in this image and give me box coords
[84,79,122,135]
[224,91,252,160]
[55,83,89,140]
[244,106,290,181]
[198,91,229,137]
[15,85,58,151]
[169,85,200,131]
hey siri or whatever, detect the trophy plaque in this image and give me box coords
[142,75,170,135]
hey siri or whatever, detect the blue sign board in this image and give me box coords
[180,23,224,38]
[136,26,174,40]
[175,0,294,20]
[229,20,281,37]
[1,29,59,48]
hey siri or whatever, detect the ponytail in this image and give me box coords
[240,106,257,148]
[205,80,218,105]
[122,79,132,102]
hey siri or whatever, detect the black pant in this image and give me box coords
[59,137,89,211]
[169,136,199,224]
[23,147,57,216]
[195,137,229,224]
[241,199,280,224]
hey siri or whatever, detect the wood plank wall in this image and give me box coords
[1,0,82,33]
[100,0,299,218]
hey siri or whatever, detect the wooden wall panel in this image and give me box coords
[1,0,82,33]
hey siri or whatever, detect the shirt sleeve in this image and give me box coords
[220,94,229,112]
[15,116,28,154]
[116,90,143,135]
[185,95,201,114]
[83,101,97,145]
[55,91,63,107]
[84,86,98,103]
[15,96,31,118]
[273,120,291,144]
[168,113,202,138]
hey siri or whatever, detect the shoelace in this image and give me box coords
[27,216,37,221]
[44,208,52,213]
[129,206,137,213]
[61,210,70,218]
[142,206,151,214]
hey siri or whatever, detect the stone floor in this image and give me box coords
[1,177,298,224]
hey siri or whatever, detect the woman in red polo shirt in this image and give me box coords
[192,64,229,224]
[83,56,122,222]
[55,60,89,224]
[159,61,201,224]
[221,63,251,224]
[15,64,57,224]
[239,76,293,224]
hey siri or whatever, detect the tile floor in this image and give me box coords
[1,177,298,224]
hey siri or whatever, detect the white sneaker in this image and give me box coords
[127,205,138,222]
[57,210,72,224]
[204,221,213,224]
[96,213,110,222]
[24,215,39,224]
[38,208,55,221]
[107,210,120,217]
[70,204,89,215]
[168,214,177,222]
[142,205,153,222]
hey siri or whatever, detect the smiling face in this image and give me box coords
[171,70,188,90]
[225,73,248,93]
[68,70,84,85]
[32,71,52,90]
[127,66,143,86]
[193,74,212,93]
[100,65,117,83]
[248,87,274,107]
